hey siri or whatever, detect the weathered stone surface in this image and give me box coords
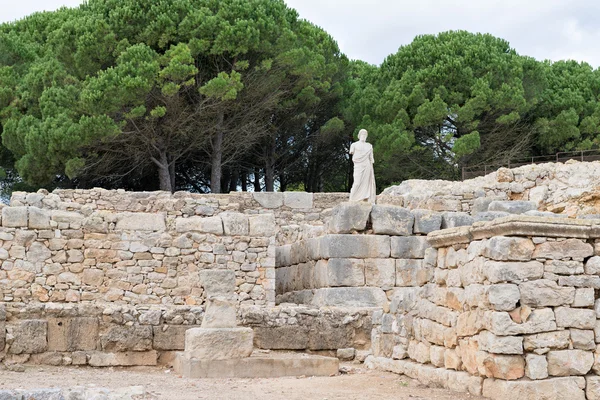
[28,206,50,229]
[573,288,595,307]
[252,192,283,209]
[558,275,600,288]
[482,376,585,400]
[585,256,600,274]
[253,326,310,350]
[525,354,548,380]
[26,242,52,263]
[283,192,313,209]
[389,287,421,313]
[587,376,600,400]
[396,259,432,287]
[249,214,276,237]
[185,327,253,360]
[199,270,236,297]
[201,298,237,328]
[175,216,223,235]
[458,257,486,285]
[47,317,98,351]
[523,331,571,352]
[478,330,523,354]
[481,353,525,380]
[545,260,584,275]
[7,320,47,354]
[555,307,596,329]
[519,280,575,307]
[364,259,395,290]
[547,350,593,376]
[488,200,537,214]
[321,234,390,258]
[371,205,414,235]
[326,259,365,287]
[221,212,249,236]
[488,284,520,311]
[473,211,510,223]
[310,287,388,308]
[441,212,474,229]
[88,351,158,367]
[2,206,27,227]
[116,212,166,231]
[100,325,153,352]
[411,209,442,234]
[391,236,430,259]
[328,202,372,233]
[533,239,593,260]
[484,260,544,283]
[488,308,557,336]
[153,325,197,350]
[570,329,595,350]
[483,236,535,261]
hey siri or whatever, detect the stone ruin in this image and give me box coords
[4,161,600,399]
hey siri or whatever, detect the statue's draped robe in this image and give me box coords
[349,142,376,204]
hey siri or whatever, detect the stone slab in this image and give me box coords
[328,202,372,234]
[115,212,166,231]
[184,327,254,360]
[175,216,223,235]
[320,234,390,259]
[310,287,387,308]
[371,205,414,235]
[253,192,284,209]
[88,351,158,367]
[283,192,313,209]
[482,376,585,400]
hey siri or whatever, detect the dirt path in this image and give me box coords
[0,364,485,400]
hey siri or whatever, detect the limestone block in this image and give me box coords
[100,325,153,352]
[571,329,596,350]
[519,280,575,307]
[201,298,237,328]
[411,209,442,234]
[253,326,310,350]
[473,197,500,213]
[547,350,593,376]
[28,206,50,229]
[27,242,52,263]
[415,299,458,327]
[175,216,223,235]
[0,321,4,351]
[249,214,276,237]
[392,344,408,360]
[371,205,414,235]
[545,260,584,275]
[396,259,432,287]
[482,236,535,261]
[391,236,429,259]
[558,275,600,288]
[482,376,585,400]
[185,327,253,360]
[389,287,421,313]
[2,206,27,227]
[525,354,548,380]
[444,348,462,370]
[456,310,488,337]
[588,376,600,400]
[585,256,600,274]
[533,239,593,260]
[429,345,445,367]
[321,234,390,258]
[47,317,98,352]
[487,308,557,336]
[524,331,570,352]
[488,284,520,311]
[252,192,284,209]
[153,325,199,351]
[88,351,157,367]
[116,212,166,231]
[324,259,365,287]
[573,288,595,307]
[555,307,596,329]
[459,257,486,285]
[473,211,510,222]
[310,287,388,308]
[221,212,249,236]
[478,330,523,354]
[82,269,104,286]
[484,260,543,283]
[199,270,236,297]
[7,320,47,354]
[488,200,537,214]
[328,202,372,233]
[283,192,313,209]
[364,259,395,290]
[481,353,525,380]
[337,348,356,361]
[407,340,430,364]
[441,212,474,229]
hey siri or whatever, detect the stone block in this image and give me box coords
[411,209,442,234]
[483,236,535,261]
[587,376,600,400]
[482,376,585,400]
[185,327,253,360]
[7,320,47,354]
[488,284,520,311]
[441,212,474,229]
[283,192,313,209]
[199,270,236,297]
[533,239,593,260]
[88,351,158,366]
[523,331,570,352]
[27,242,52,262]
[545,260,584,275]
[484,260,543,283]
[585,256,600,274]
[547,350,593,376]
[202,298,237,328]
[2,206,27,227]
[555,307,596,329]
[371,205,414,235]
[153,325,198,351]
[570,329,596,350]
[473,211,510,222]
[488,200,537,214]
[326,258,365,287]
[47,317,98,351]
[478,331,523,354]
[487,308,557,336]
[573,288,595,307]
[310,287,388,307]
[389,287,421,313]
[558,275,600,288]
[525,354,548,380]
[253,192,284,209]
[253,326,310,350]
[221,212,249,235]
[390,236,429,259]
[321,234,390,258]
[82,269,104,286]
[337,348,356,361]
[248,214,276,237]
[28,206,50,229]
[328,202,372,233]
[175,216,223,235]
[364,259,395,290]
[472,197,500,213]
[116,212,166,231]
[519,280,575,307]
[481,353,525,380]
[396,259,432,287]
[100,325,153,352]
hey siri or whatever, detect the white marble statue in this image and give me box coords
[349,129,376,204]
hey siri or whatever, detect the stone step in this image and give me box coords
[174,351,339,379]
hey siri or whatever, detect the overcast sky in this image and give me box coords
[3,0,600,67]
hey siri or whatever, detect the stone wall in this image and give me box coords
[368,215,600,399]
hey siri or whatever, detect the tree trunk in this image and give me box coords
[241,170,248,192]
[157,150,173,192]
[253,167,261,192]
[169,159,176,192]
[210,114,224,193]
[229,169,239,192]
[221,168,231,194]
[265,138,276,192]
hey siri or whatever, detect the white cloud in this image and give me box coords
[1,0,84,24]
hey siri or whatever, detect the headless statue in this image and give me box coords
[349,129,376,204]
